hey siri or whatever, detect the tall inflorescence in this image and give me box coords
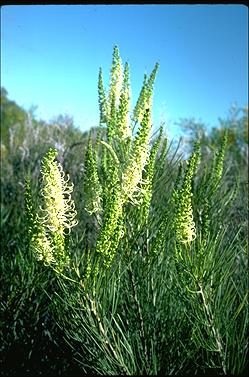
[155,135,168,178]
[25,148,78,271]
[173,143,200,247]
[93,45,159,268]
[83,135,103,219]
[121,63,159,203]
[122,108,152,203]
[94,144,123,268]
[98,68,108,126]
[141,126,163,221]
[25,176,54,264]
[98,45,132,142]
[212,130,228,190]
[132,73,148,124]
[117,62,132,140]
[198,130,228,251]
[109,45,123,110]
[95,189,123,268]
[132,63,159,124]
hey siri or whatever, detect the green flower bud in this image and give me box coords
[117,62,132,139]
[174,143,200,245]
[98,68,108,125]
[84,137,103,217]
[212,130,228,187]
[95,190,123,266]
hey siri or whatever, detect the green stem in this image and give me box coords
[197,282,227,374]
[128,265,149,370]
[80,280,129,374]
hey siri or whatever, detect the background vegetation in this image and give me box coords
[0,67,248,377]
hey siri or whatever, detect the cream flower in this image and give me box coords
[40,148,78,233]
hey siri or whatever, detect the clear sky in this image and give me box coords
[1,4,248,138]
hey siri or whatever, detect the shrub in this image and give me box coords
[25,46,248,375]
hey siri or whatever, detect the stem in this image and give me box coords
[80,281,128,374]
[197,282,227,374]
[146,223,149,253]
[128,265,149,369]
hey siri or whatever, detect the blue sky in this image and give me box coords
[1,4,248,138]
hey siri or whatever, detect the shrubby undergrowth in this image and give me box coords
[1,46,248,375]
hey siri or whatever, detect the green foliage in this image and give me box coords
[1,46,248,376]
